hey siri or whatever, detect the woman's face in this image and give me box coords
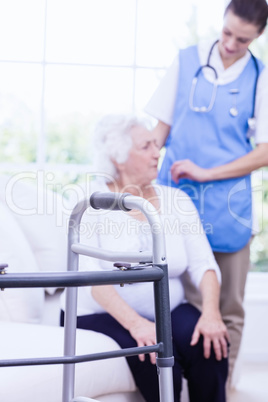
[118,125,160,187]
[219,10,262,65]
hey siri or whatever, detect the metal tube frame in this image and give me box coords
[0,192,174,402]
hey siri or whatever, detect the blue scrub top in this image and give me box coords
[158,45,264,253]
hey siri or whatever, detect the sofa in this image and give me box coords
[0,173,146,402]
[0,173,190,402]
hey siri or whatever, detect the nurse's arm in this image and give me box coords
[208,143,268,180]
[171,143,268,183]
[152,121,171,149]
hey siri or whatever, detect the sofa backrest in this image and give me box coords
[0,173,69,323]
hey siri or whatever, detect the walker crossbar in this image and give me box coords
[0,266,163,289]
[0,343,163,367]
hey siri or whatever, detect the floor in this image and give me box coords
[229,362,268,402]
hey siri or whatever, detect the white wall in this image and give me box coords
[240,272,268,362]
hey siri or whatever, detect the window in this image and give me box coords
[0,0,267,271]
[0,0,225,173]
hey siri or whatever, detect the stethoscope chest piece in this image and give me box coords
[230,107,238,117]
[229,89,239,117]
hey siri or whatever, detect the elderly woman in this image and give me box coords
[60,115,229,402]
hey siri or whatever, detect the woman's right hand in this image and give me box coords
[128,316,157,364]
[92,285,157,364]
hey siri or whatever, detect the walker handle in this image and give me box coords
[90,192,132,212]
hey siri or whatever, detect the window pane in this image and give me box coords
[134,68,166,115]
[45,65,134,164]
[0,63,42,163]
[250,172,268,272]
[0,0,45,61]
[46,0,136,65]
[136,0,224,68]
[250,30,268,64]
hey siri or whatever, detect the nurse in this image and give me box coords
[145,0,268,390]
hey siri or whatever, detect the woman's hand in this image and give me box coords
[194,270,230,360]
[92,285,157,364]
[129,316,157,364]
[170,159,211,183]
[190,313,229,360]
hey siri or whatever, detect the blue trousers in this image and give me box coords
[60,303,227,402]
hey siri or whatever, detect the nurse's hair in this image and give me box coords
[225,0,268,33]
[92,114,151,182]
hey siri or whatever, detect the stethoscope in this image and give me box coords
[189,40,260,131]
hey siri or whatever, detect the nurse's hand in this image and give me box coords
[171,159,211,183]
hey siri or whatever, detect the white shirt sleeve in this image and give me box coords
[144,55,179,126]
[254,66,268,144]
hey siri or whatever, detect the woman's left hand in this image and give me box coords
[190,313,229,360]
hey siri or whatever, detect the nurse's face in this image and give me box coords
[218,10,263,67]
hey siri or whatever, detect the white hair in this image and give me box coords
[93,114,152,182]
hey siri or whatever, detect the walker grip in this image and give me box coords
[90,192,132,211]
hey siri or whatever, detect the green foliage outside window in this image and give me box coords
[46,114,98,165]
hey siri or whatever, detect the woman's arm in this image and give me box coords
[92,285,157,363]
[190,270,229,360]
[170,143,268,183]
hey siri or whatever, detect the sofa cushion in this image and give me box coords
[0,321,137,401]
[0,202,45,323]
[97,392,145,401]
[0,174,69,294]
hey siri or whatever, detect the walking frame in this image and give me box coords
[0,192,175,402]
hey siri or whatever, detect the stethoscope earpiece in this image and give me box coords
[248,117,257,131]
